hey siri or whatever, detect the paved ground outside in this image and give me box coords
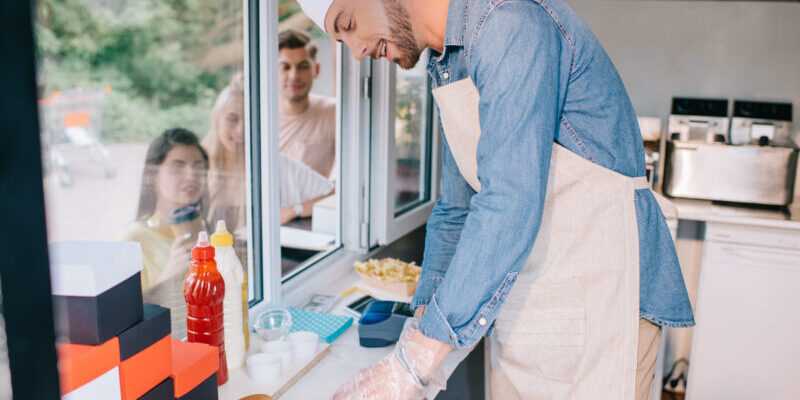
[43,142,148,243]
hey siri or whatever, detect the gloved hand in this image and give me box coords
[333,318,451,400]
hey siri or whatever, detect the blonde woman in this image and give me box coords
[203,73,247,234]
[204,73,333,229]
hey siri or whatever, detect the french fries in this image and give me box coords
[354,258,421,284]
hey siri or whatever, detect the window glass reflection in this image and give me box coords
[35,0,250,339]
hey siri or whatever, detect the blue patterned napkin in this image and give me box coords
[287,307,353,343]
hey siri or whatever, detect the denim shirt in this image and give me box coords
[411,0,695,349]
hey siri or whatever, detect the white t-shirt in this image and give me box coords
[279,154,334,207]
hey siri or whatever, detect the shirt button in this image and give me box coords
[442,71,450,80]
[478,317,487,326]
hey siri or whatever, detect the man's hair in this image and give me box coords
[278,29,318,59]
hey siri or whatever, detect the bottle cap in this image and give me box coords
[210,220,234,247]
[191,231,215,260]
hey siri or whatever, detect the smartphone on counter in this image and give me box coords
[344,295,374,317]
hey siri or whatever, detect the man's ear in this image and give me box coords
[315,62,321,78]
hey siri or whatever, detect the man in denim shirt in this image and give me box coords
[298,0,694,398]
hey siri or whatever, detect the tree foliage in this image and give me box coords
[36,0,242,143]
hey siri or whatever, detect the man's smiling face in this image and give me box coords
[324,0,423,70]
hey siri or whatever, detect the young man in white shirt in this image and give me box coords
[278,29,336,222]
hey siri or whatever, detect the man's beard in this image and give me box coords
[384,0,421,70]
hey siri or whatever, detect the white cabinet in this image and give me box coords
[686,222,800,399]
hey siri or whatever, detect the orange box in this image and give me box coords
[170,338,218,398]
[57,337,120,395]
[119,335,172,400]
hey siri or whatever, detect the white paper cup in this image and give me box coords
[246,353,282,383]
[287,331,319,360]
[261,340,294,371]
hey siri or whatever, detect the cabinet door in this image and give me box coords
[687,241,800,400]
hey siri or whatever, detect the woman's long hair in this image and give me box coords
[202,73,247,232]
[136,128,210,220]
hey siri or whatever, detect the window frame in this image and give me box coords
[255,0,282,306]
[1,1,61,398]
[276,45,374,283]
[370,59,441,247]
[245,0,265,308]
[253,4,442,312]
[254,4,375,311]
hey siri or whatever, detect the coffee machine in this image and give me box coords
[663,98,798,207]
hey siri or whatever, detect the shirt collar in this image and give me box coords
[443,0,468,47]
[430,0,468,64]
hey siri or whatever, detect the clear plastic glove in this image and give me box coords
[333,318,450,400]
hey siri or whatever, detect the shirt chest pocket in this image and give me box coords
[432,78,483,192]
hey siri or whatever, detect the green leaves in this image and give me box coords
[35,0,240,143]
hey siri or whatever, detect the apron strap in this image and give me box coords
[632,176,650,190]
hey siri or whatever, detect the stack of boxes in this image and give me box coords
[50,242,219,400]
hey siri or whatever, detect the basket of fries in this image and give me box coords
[354,258,421,297]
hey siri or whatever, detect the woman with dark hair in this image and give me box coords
[118,128,209,339]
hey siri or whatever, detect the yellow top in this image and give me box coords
[210,220,234,247]
[117,221,172,290]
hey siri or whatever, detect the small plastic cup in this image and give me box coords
[287,331,319,360]
[246,353,282,383]
[260,340,294,372]
[252,308,292,341]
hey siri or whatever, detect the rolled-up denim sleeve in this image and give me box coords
[418,2,566,348]
[411,132,475,311]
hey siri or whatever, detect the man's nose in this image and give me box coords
[345,37,369,60]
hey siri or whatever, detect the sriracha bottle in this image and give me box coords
[184,231,228,385]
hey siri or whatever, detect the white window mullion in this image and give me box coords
[257,0,281,306]
[340,50,373,253]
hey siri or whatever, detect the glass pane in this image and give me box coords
[394,51,432,214]
[278,1,341,278]
[35,0,252,340]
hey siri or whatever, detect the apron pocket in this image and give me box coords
[494,278,586,383]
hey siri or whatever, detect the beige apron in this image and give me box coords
[432,78,652,399]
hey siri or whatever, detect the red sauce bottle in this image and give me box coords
[184,231,228,385]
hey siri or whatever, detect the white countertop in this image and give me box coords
[219,271,472,400]
[671,198,800,230]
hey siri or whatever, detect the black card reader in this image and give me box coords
[357,300,413,348]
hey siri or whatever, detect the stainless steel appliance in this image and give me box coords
[664,98,799,206]
[667,97,730,143]
[730,100,793,147]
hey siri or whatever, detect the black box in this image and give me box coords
[54,273,144,345]
[138,377,174,400]
[118,303,171,361]
[177,373,217,400]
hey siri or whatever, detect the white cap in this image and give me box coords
[296,0,334,32]
[196,230,210,247]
